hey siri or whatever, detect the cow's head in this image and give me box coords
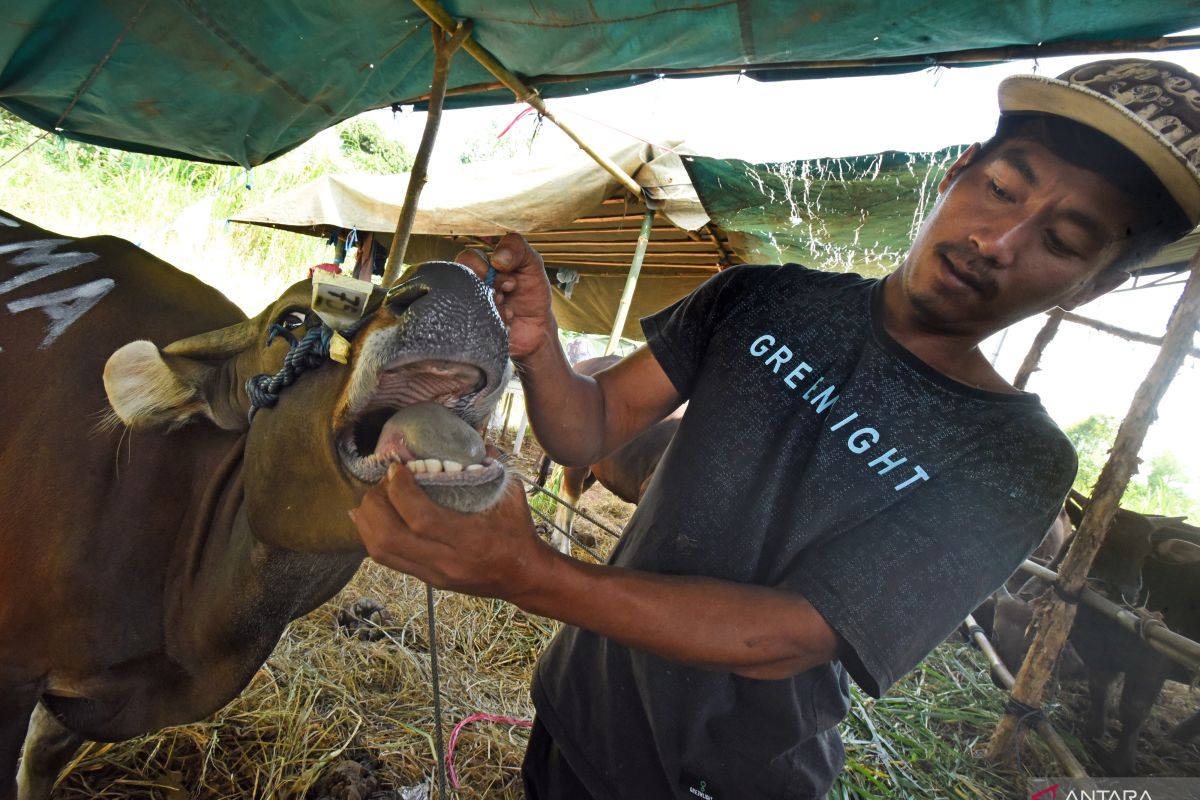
[1066,497,1200,603]
[103,261,511,551]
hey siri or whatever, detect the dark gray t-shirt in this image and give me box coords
[531,264,1076,799]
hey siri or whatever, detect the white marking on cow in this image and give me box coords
[0,214,18,227]
[0,239,100,295]
[7,278,116,348]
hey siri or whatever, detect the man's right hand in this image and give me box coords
[456,233,554,361]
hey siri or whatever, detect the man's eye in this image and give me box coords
[1044,232,1081,259]
[988,178,1013,202]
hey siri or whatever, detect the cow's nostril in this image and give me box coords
[385,283,429,316]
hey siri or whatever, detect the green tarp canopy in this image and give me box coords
[685,147,968,279]
[2,1,1199,167]
[684,148,1200,280]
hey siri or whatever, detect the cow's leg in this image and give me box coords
[1109,670,1166,776]
[16,704,83,800]
[551,467,587,555]
[0,681,40,800]
[1084,669,1116,743]
[1168,706,1200,742]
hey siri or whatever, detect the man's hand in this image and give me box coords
[457,234,555,361]
[352,463,553,601]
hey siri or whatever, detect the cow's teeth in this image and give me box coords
[410,459,426,473]
[443,460,463,473]
[466,463,484,472]
[424,458,443,474]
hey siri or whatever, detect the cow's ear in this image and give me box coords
[104,340,247,431]
[1152,537,1200,564]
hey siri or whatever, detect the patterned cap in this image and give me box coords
[999,59,1200,228]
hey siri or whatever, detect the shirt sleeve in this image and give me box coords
[785,430,1076,698]
[640,264,775,398]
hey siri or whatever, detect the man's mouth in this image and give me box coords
[937,249,995,298]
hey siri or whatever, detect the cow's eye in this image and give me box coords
[280,310,308,330]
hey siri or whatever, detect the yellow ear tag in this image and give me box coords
[328,331,352,364]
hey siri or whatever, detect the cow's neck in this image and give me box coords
[164,435,361,674]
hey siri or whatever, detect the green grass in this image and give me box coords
[834,642,1067,800]
[0,112,353,315]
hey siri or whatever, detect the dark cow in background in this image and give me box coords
[990,491,1200,775]
[537,355,684,554]
[0,212,510,800]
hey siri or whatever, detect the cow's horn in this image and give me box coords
[163,317,262,359]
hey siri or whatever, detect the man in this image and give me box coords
[351,60,1200,798]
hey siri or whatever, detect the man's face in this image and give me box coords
[896,138,1138,337]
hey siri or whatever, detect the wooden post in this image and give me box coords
[1060,310,1200,359]
[987,249,1200,762]
[381,21,472,286]
[604,207,655,355]
[963,614,1089,779]
[410,0,645,200]
[1012,308,1064,390]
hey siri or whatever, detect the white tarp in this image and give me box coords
[230,142,708,237]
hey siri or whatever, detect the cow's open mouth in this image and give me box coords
[336,358,503,487]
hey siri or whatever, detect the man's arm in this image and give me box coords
[352,466,841,680]
[456,235,681,468]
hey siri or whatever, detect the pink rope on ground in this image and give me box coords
[447,712,533,789]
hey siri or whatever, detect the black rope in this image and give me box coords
[1003,696,1047,773]
[245,324,334,422]
[426,585,448,799]
[1051,580,1082,605]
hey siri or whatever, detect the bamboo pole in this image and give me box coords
[1016,560,1200,671]
[382,21,472,286]
[403,35,1200,105]
[963,614,1089,779]
[987,249,1200,762]
[1061,310,1200,360]
[604,208,656,355]
[409,0,645,200]
[1012,308,1064,390]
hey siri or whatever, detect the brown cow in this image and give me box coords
[541,355,684,555]
[0,212,510,800]
[992,492,1200,775]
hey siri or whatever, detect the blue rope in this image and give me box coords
[245,325,333,422]
[485,264,496,287]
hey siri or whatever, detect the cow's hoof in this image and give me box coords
[335,598,394,641]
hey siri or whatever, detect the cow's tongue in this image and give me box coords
[372,402,486,465]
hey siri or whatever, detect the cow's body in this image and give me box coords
[544,355,683,554]
[991,493,1200,775]
[0,213,510,799]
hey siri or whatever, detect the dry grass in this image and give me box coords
[44,436,1200,799]
[54,563,554,800]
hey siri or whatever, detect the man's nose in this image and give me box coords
[969,214,1029,268]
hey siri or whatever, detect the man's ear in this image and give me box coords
[1055,268,1129,311]
[938,143,982,194]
